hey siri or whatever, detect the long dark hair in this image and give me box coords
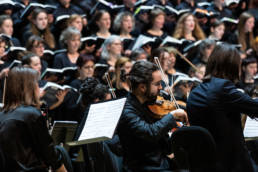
[3,67,40,111]
[205,43,241,83]
[31,8,55,49]
[237,12,257,52]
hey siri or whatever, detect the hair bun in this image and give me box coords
[79,77,99,94]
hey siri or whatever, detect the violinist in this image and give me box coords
[117,60,188,172]
[187,43,258,172]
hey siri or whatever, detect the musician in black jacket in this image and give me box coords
[187,43,258,172]
[0,67,67,172]
[117,60,188,172]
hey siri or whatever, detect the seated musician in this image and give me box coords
[117,60,188,172]
[0,67,68,172]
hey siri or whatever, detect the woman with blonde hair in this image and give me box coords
[112,57,132,98]
[67,14,83,33]
[173,13,206,41]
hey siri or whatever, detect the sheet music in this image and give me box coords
[244,116,258,138]
[78,98,126,142]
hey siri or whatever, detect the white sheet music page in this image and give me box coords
[244,116,258,138]
[78,98,126,143]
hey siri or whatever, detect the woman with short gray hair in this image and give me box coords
[59,26,81,48]
[113,12,135,38]
[100,35,122,70]
[53,27,81,70]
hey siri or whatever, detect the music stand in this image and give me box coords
[50,120,78,150]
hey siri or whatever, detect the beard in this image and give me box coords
[144,86,159,104]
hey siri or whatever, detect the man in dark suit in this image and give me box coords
[187,43,258,172]
[117,60,188,172]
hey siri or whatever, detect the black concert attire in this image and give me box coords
[145,0,173,7]
[114,88,129,98]
[11,37,21,46]
[237,79,258,97]
[70,78,84,90]
[53,2,84,18]
[187,77,258,172]
[53,79,83,122]
[48,78,81,122]
[176,1,197,11]
[53,52,77,69]
[207,3,233,18]
[192,55,208,66]
[142,31,168,52]
[176,39,196,73]
[143,31,167,42]
[118,93,178,172]
[0,106,63,171]
[41,59,48,74]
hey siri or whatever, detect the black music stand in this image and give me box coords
[51,121,78,150]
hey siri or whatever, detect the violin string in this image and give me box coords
[154,57,180,109]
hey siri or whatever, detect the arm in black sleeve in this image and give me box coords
[120,108,177,143]
[29,112,63,170]
[223,80,258,118]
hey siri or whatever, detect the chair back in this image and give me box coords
[171,126,216,172]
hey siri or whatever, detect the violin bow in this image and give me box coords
[104,72,116,99]
[154,57,180,109]
[2,76,6,105]
[175,50,203,75]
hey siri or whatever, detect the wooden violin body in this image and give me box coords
[148,96,186,119]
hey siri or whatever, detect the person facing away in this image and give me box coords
[187,43,258,172]
[117,60,188,172]
[0,67,68,172]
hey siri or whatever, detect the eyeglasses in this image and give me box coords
[151,80,162,86]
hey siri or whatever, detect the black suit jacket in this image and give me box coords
[187,77,258,172]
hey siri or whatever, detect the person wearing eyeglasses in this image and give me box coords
[117,60,188,172]
[55,54,95,122]
[69,54,95,90]
[26,35,48,74]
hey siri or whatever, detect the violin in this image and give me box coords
[148,96,186,131]
[148,96,186,119]
[148,57,188,130]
